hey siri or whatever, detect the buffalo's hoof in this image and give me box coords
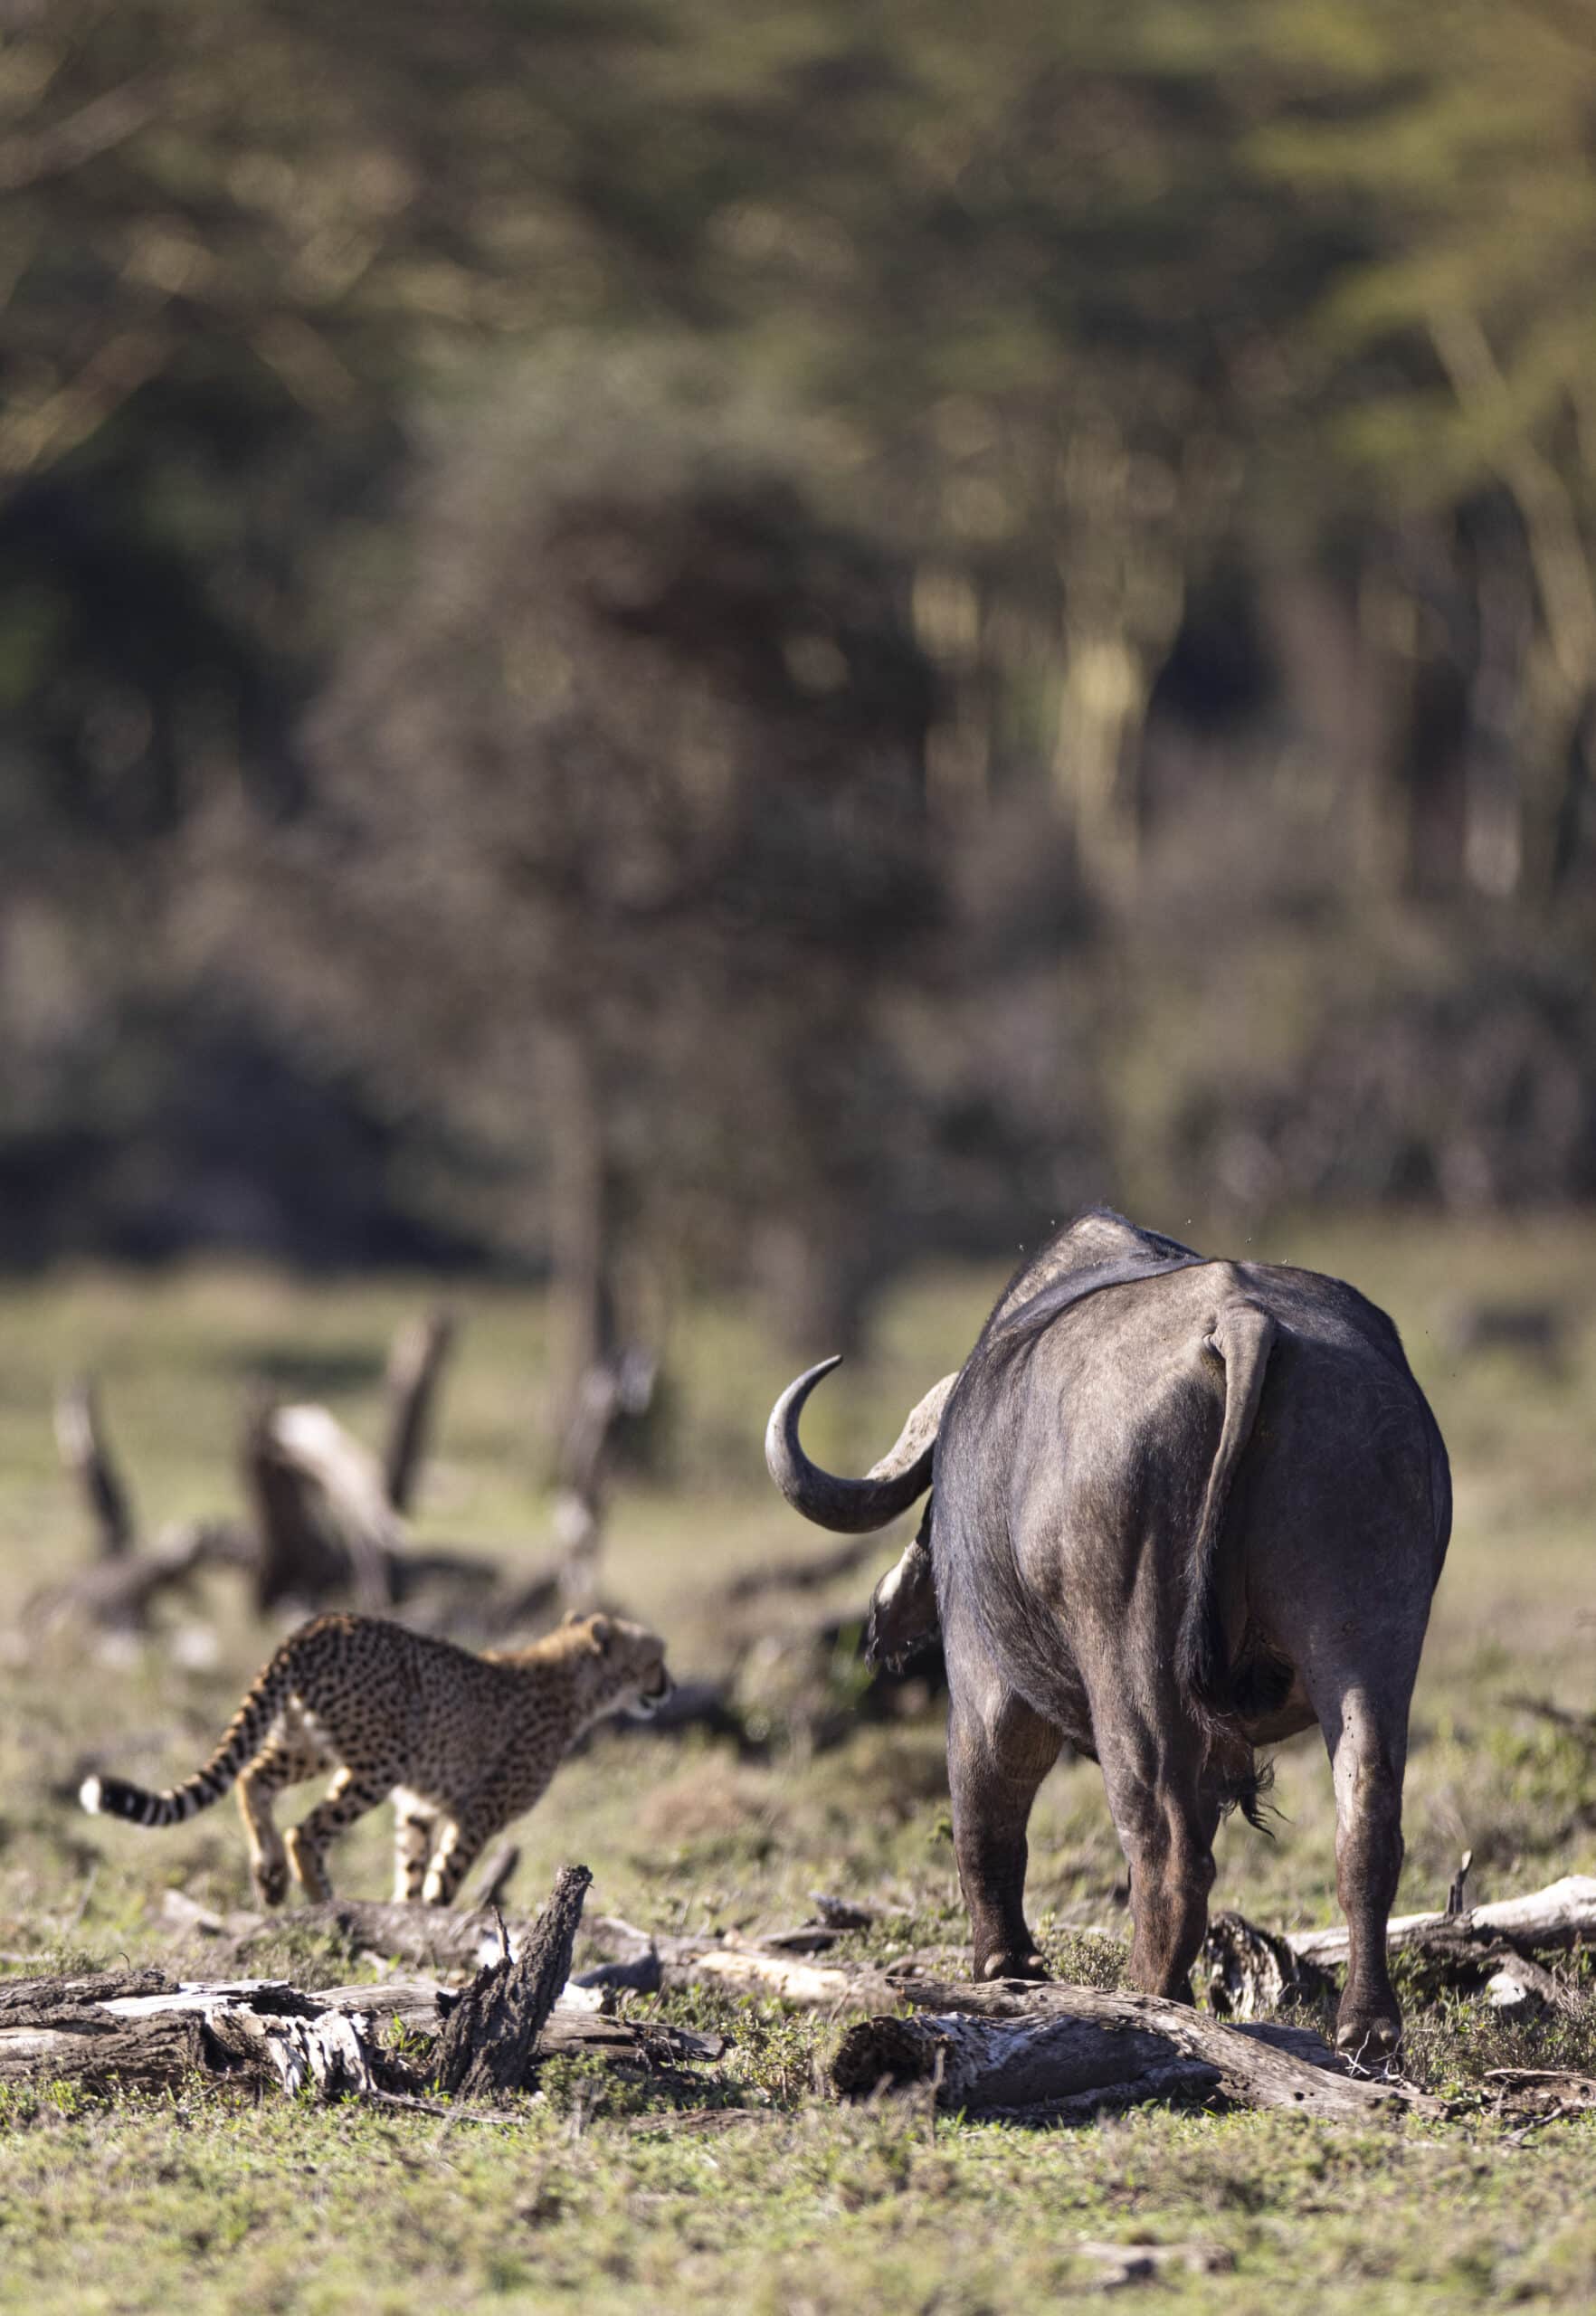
[979,1950,1050,1984]
[1335,2011,1401,2063]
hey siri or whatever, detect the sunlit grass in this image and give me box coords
[0,1219,1591,2308]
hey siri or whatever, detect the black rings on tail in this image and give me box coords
[80,1649,295,1830]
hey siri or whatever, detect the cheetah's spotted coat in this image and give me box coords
[81,1610,672,1905]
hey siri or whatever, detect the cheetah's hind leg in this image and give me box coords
[392,1789,438,1904]
[237,1732,328,1909]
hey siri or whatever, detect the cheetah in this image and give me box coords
[81,1609,672,1907]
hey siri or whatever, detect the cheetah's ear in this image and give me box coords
[588,1613,613,1655]
[561,1609,584,1628]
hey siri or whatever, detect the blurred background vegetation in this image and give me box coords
[4,0,1596,1418]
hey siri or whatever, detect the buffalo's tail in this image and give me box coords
[1176,1302,1278,1733]
[81,1648,296,1830]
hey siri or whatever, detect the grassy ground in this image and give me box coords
[0,1217,1591,2311]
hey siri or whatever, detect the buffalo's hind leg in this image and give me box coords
[1094,1708,1222,2004]
[948,1686,1061,1982]
[1315,1677,1410,2059]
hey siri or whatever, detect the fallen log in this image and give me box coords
[0,1956,718,2102]
[1203,1875,1596,2023]
[726,1533,882,1604]
[1287,1875,1596,1969]
[586,1915,904,2010]
[24,1517,254,1638]
[831,1979,1441,2121]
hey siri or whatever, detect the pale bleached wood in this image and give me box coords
[1287,1875,1596,1968]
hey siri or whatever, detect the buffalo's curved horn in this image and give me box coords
[765,1358,956,1533]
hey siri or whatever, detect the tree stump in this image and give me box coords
[434,1864,593,2099]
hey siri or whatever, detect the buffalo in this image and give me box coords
[765,1210,1451,2055]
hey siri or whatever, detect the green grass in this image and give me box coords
[0,1218,1591,2311]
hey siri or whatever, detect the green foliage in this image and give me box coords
[5,0,1596,1313]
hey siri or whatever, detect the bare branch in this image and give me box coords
[382,1305,458,1514]
[53,1376,135,1560]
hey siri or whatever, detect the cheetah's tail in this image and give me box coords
[80,1647,298,1830]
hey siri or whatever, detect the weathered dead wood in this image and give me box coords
[246,1400,399,1614]
[1479,1950,1572,2016]
[242,1396,369,1616]
[1204,1876,1596,2024]
[0,1960,718,2102]
[242,1398,506,1624]
[308,1976,721,2065]
[1287,1875,1596,1969]
[0,2006,210,2091]
[1202,1911,1335,2022]
[54,1376,135,1557]
[587,1915,908,2010]
[573,1949,664,1997]
[24,1517,254,1637]
[32,1374,255,1633]
[189,1895,515,1974]
[0,1972,382,2096]
[726,1533,882,1604]
[546,1348,656,1613]
[382,1306,458,1515]
[831,1980,1441,2121]
[0,1967,172,2015]
[469,1843,521,1912]
[435,1864,592,2099]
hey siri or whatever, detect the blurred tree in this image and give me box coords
[182,356,939,1411]
[1235,0,1596,896]
[3,0,1594,1302]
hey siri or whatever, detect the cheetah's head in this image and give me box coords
[563,1611,674,1723]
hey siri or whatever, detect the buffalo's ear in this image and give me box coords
[589,1613,613,1655]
